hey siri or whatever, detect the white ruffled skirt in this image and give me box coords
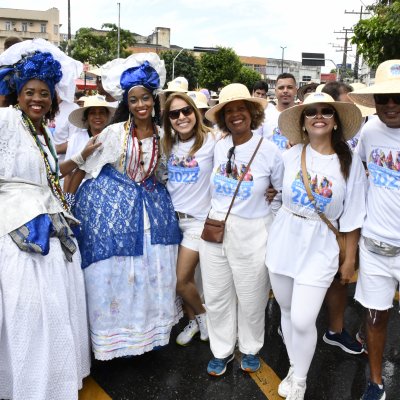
[0,235,91,400]
[84,232,182,360]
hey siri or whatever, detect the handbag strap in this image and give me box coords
[224,137,264,222]
[300,145,341,238]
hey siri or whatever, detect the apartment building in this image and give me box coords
[0,7,60,52]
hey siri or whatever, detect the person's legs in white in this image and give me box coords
[199,240,236,358]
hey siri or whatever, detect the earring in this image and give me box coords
[151,108,155,118]
[302,126,306,132]
[334,125,337,131]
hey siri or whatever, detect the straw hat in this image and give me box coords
[278,92,362,144]
[205,83,268,123]
[68,95,116,128]
[297,82,319,101]
[187,91,209,109]
[348,60,400,108]
[349,83,376,117]
[163,76,188,93]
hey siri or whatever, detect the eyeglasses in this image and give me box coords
[373,94,400,105]
[226,146,235,174]
[168,105,194,120]
[303,107,335,119]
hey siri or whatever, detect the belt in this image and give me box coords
[364,237,400,257]
[176,211,195,220]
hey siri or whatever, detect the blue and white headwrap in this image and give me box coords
[102,53,166,102]
[0,51,62,99]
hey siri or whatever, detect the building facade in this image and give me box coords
[0,7,60,52]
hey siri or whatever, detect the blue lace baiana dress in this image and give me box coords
[73,122,182,360]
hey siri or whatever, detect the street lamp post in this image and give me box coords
[172,48,184,80]
[117,2,121,58]
[280,46,287,74]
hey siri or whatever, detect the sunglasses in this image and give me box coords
[303,107,335,119]
[373,94,400,105]
[226,146,235,174]
[168,105,194,120]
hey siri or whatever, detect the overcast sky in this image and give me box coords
[1,0,373,72]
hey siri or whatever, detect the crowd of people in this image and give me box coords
[0,37,399,400]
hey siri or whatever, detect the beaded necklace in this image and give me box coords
[120,114,160,189]
[16,106,70,212]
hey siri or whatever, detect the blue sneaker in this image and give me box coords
[323,329,364,354]
[360,380,386,399]
[207,354,234,376]
[241,354,261,373]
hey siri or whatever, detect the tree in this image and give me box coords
[160,50,199,90]
[236,66,262,92]
[352,0,400,69]
[71,23,135,66]
[198,47,242,91]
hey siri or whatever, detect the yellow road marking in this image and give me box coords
[79,377,112,400]
[235,353,282,400]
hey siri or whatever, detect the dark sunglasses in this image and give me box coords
[373,94,400,105]
[303,107,335,119]
[225,146,235,174]
[168,105,194,120]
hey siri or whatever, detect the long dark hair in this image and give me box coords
[301,113,353,180]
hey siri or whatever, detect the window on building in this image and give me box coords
[53,24,58,34]
[5,21,11,31]
[22,22,28,32]
[41,23,46,33]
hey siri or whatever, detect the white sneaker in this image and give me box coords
[287,378,306,400]
[195,313,209,341]
[176,320,199,346]
[278,365,294,398]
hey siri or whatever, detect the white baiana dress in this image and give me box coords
[73,122,182,360]
[0,107,90,400]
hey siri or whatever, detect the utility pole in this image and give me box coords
[67,0,71,55]
[117,2,121,58]
[345,6,371,80]
[334,28,353,81]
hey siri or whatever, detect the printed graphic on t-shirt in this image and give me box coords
[213,162,254,200]
[168,154,200,184]
[272,127,288,150]
[368,148,400,191]
[347,136,359,151]
[291,170,333,212]
[48,119,56,136]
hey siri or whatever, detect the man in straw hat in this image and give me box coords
[349,59,400,400]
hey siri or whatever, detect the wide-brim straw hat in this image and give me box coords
[278,92,362,145]
[297,82,319,101]
[187,91,209,109]
[348,60,400,108]
[205,83,268,123]
[163,76,188,93]
[69,95,116,129]
[349,83,376,117]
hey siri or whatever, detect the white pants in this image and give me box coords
[199,212,271,358]
[269,272,327,380]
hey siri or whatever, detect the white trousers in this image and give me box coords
[199,212,271,358]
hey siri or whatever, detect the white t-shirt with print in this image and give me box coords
[166,132,216,220]
[210,134,284,219]
[355,117,400,246]
[266,144,367,287]
[259,105,289,152]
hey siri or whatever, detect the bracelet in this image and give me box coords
[71,152,85,167]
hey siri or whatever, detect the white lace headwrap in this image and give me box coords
[0,38,82,102]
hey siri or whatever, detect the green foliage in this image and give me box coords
[352,0,400,69]
[71,23,135,65]
[199,47,242,91]
[236,66,262,92]
[160,50,199,90]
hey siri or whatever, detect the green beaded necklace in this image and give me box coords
[16,105,70,212]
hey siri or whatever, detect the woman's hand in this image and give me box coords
[337,260,356,285]
[81,136,102,161]
[265,185,278,204]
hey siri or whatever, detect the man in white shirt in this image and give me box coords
[349,59,400,400]
[258,73,297,151]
